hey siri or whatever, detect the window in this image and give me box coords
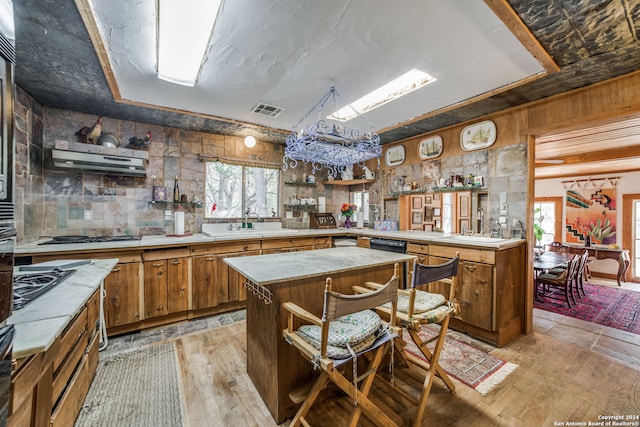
[534,200,558,247]
[350,191,370,224]
[205,161,279,218]
[635,200,640,277]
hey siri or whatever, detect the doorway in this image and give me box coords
[622,194,640,283]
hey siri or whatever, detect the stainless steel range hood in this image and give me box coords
[51,141,148,177]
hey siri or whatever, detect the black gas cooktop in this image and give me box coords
[13,269,76,310]
[39,235,141,245]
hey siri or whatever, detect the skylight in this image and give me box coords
[157,0,223,87]
[327,69,437,122]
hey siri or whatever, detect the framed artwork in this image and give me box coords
[433,193,441,201]
[425,195,432,204]
[474,176,484,187]
[412,212,423,224]
[385,145,405,167]
[412,196,422,209]
[418,135,443,160]
[424,206,434,221]
[424,224,433,232]
[153,186,167,202]
[434,207,441,217]
[460,120,496,151]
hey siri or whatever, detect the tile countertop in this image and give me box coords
[15,229,524,254]
[8,258,119,359]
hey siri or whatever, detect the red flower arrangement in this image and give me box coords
[340,203,358,217]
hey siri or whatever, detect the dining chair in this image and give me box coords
[353,253,460,427]
[574,250,590,299]
[536,254,580,308]
[282,264,400,427]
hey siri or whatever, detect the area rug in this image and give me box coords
[402,327,517,395]
[75,342,183,427]
[534,282,640,335]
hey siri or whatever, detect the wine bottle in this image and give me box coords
[173,176,180,203]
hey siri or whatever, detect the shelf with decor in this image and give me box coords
[325,179,375,186]
[432,186,487,193]
[148,201,203,209]
[284,181,316,186]
[284,204,317,211]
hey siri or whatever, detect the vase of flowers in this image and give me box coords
[340,203,357,228]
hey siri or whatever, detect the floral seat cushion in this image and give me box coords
[294,309,383,359]
[382,290,445,314]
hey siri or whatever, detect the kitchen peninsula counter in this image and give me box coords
[9,258,118,358]
[225,247,415,423]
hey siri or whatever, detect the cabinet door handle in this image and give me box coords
[112,267,121,273]
[465,265,476,272]
[461,300,470,307]
[153,263,163,267]
[480,280,487,285]
[171,260,181,265]
[205,257,215,262]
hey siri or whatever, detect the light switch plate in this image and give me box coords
[499,216,507,224]
[164,210,172,220]
[84,210,92,221]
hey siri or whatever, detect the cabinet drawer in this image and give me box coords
[407,242,428,255]
[191,241,261,255]
[142,247,190,261]
[53,309,88,372]
[429,244,495,264]
[357,237,370,248]
[314,237,331,248]
[50,333,99,427]
[52,325,87,405]
[261,237,316,250]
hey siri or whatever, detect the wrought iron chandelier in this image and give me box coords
[282,86,381,179]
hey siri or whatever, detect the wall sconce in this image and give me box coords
[244,135,257,148]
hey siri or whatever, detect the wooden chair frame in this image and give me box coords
[282,264,400,427]
[353,253,460,427]
[536,254,580,308]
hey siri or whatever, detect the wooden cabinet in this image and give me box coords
[428,243,525,347]
[142,248,189,319]
[261,237,316,254]
[191,241,261,313]
[103,254,141,330]
[9,289,100,427]
[313,236,332,249]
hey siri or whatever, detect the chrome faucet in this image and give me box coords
[244,208,260,228]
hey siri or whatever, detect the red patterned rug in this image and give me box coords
[402,327,517,395]
[534,282,640,335]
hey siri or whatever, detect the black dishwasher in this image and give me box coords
[369,238,407,253]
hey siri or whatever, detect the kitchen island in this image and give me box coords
[225,247,416,423]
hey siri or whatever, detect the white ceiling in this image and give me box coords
[87,0,545,134]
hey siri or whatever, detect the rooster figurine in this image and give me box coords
[74,116,102,144]
[128,130,152,149]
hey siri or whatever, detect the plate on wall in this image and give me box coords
[418,135,443,159]
[385,145,405,167]
[460,120,496,151]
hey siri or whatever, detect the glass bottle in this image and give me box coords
[173,176,180,203]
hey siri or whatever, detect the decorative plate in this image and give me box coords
[385,145,405,167]
[460,120,496,151]
[418,135,443,160]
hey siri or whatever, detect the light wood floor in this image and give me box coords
[169,317,639,426]
[102,279,640,427]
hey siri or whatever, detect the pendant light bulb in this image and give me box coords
[244,135,257,148]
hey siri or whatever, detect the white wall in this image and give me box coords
[535,171,640,275]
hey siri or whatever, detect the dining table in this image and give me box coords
[533,252,574,299]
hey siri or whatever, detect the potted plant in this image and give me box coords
[533,208,545,252]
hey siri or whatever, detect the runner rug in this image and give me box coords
[402,327,517,395]
[534,282,640,335]
[75,342,182,427]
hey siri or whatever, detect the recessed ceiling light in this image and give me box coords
[157,0,223,87]
[328,69,437,122]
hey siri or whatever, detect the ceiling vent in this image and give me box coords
[250,103,283,118]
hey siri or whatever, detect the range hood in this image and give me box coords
[51,140,148,177]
